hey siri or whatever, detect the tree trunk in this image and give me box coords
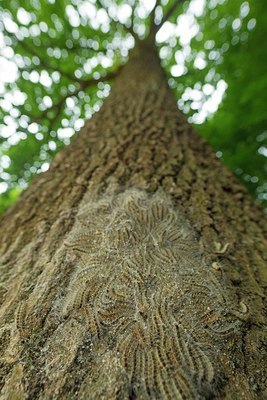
[0,40,266,400]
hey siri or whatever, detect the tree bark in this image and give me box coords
[0,40,266,400]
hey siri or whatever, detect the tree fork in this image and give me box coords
[0,39,266,400]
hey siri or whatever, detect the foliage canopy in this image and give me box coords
[0,0,266,213]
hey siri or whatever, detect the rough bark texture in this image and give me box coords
[0,40,266,400]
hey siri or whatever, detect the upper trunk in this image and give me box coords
[0,40,266,400]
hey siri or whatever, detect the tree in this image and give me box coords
[0,1,266,399]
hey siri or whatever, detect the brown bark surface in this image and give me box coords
[0,40,266,399]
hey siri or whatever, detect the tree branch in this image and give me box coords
[149,0,161,31]
[16,40,83,83]
[154,0,185,34]
[4,27,107,84]
[28,68,121,124]
[124,24,139,41]
[94,0,139,42]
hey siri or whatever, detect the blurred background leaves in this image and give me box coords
[0,0,266,214]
